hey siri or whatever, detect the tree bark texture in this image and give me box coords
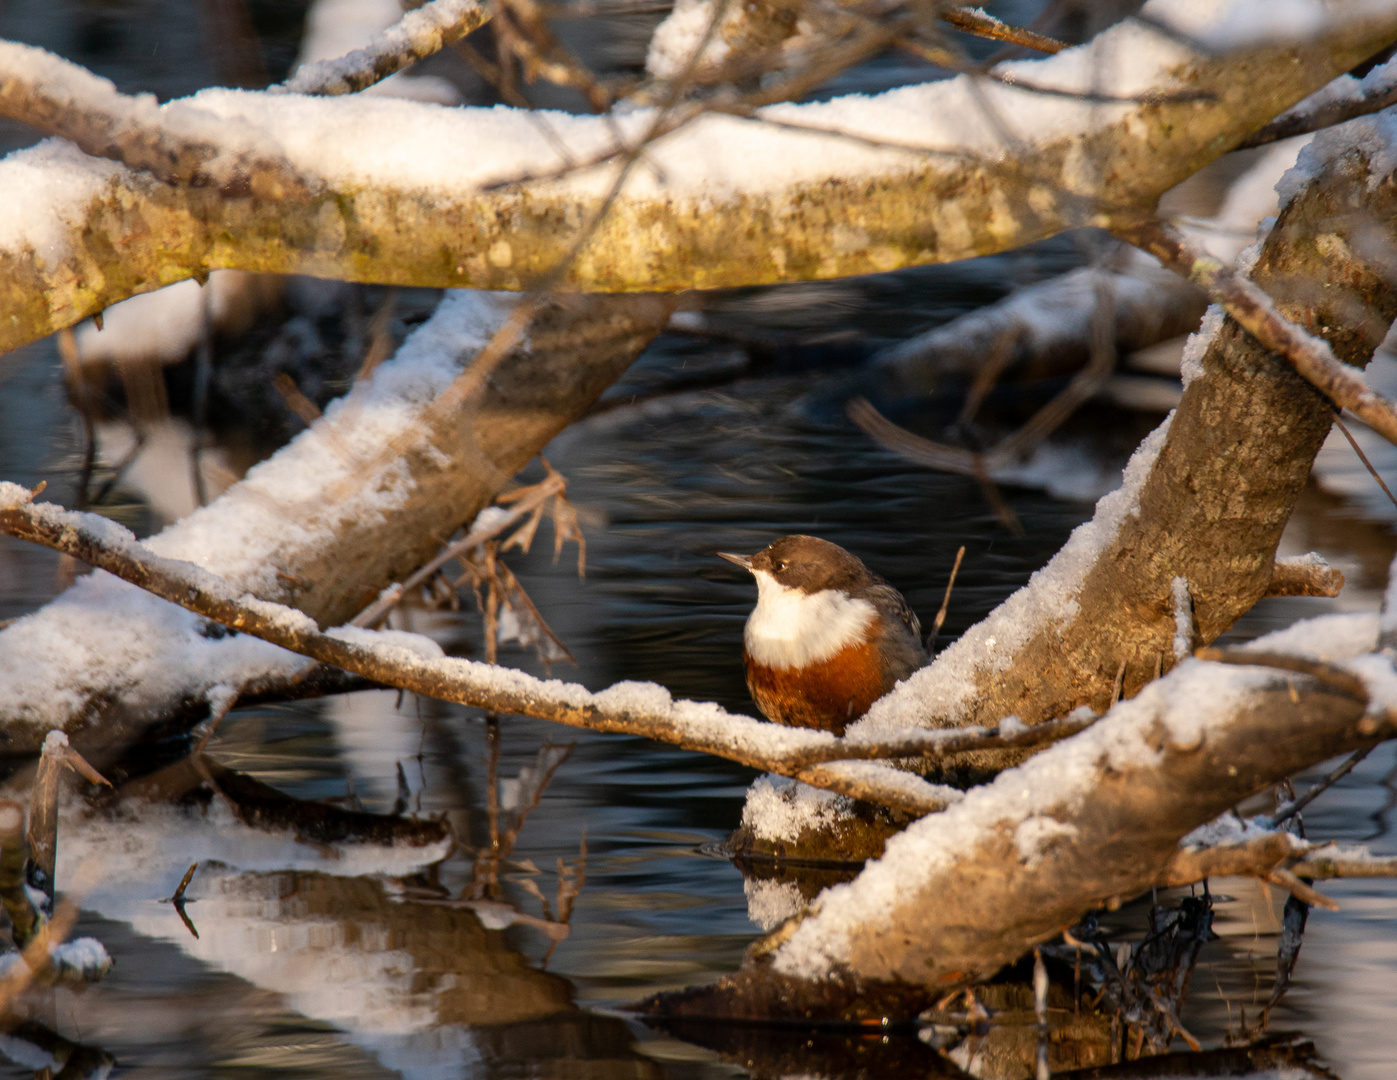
[1,11,1393,353]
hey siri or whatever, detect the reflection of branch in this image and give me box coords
[281,0,491,97]
[0,486,1103,815]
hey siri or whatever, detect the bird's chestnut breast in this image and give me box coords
[743,631,888,735]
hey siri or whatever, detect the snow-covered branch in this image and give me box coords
[0,291,673,748]
[2,0,1393,352]
[650,614,1397,1020]
[1119,217,1397,448]
[279,0,492,97]
[0,483,1096,814]
[0,41,311,200]
[831,85,1397,773]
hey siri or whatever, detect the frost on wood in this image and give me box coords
[3,0,1395,350]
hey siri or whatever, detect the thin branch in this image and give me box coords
[940,7,1067,54]
[351,471,567,628]
[0,485,1100,815]
[280,0,493,96]
[1238,72,1397,150]
[1261,746,1374,828]
[1116,218,1397,449]
[1333,409,1397,514]
[927,545,966,654]
[1264,555,1345,598]
[1194,647,1370,704]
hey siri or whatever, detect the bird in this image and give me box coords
[718,535,927,734]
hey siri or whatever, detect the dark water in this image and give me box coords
[3,1,1397,1077]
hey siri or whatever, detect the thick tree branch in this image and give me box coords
[651,628,1395,1020]
[3,2,1394,352]
[0,292,675,749]
[840,91,1397,781]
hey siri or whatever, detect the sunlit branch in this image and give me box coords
[1118,218,1397,449]
[0,41,310,199]
[280,0,492,96]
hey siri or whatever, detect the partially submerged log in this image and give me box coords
[645,616,1395,1020]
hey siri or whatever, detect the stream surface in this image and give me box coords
[3,1,1397,1077]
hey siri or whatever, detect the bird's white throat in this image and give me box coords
[743,570,876,670]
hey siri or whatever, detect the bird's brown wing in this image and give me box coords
[863,583,922,640]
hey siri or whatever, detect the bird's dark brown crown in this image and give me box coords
[750,535,882,596]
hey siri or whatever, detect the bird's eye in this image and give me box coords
[774,561,786,572]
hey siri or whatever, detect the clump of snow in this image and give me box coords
[745,877,804,931]
[853,413,1174,736]
[329,625,447,661]
[1171,576,1193,660]
[48,937,112,979]
[742,775,856,843]
[0,937,111,987]
[1238,611,1378,662]
[42,730,69,753]
[645,0,730,80]
[1179,306,1225,387]
[0,140,124,265]
[1014,815,1078,867]
[1278,106,1397,209]
[998,716,1028,737]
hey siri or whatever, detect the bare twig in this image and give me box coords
[927,545,966,655]
[1261,746,1374,828]
[1194,647,1370,705]
[1239,70,1397,149]
[941,7,1066,54]
[351,469,567,628]
[1333,409,1397,514]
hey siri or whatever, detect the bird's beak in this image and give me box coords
[717,552,753,571]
